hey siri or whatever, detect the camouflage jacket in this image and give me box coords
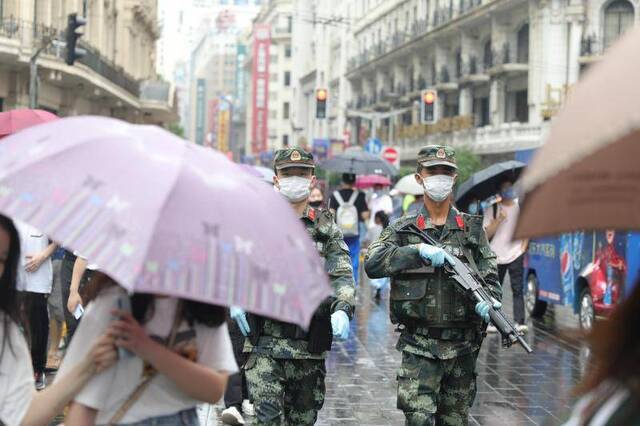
[245,206,355,359]
[364,205,500,360]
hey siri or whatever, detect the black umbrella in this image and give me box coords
[319,149,398,176]
[455,160,526,208]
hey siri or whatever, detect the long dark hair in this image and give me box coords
[0,215,22,359]
[83,272,226,328]
[574,278,640,396]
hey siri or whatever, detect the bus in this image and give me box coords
[516,150,640,329]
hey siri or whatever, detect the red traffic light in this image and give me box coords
[423,90,436,104]
[316,89,328,101]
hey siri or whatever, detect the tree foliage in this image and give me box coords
[454,147,482,188]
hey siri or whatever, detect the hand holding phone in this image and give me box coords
[113,295,134,360]
[73,304,84,319]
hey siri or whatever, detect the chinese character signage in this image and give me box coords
[251,24,271,154]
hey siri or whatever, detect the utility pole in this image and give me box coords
[29,41,53,108]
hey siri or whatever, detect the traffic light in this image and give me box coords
[65,13,87,66]
[316,88,328,119]
[420,89,438,124]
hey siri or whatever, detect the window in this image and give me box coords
[283,102,290,119]
[282,134,289,147]
[483,40,492,70]
[455,49,462,77]
[473,97,490,127]
[517,24,529,63]
[287,16,293,32]
[284,71,291,86]
[507,90,529,123]
[604,0,634,48]
[284,44,291,58]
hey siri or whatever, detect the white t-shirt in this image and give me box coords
[483,201,525,265]
[56,287,238,424]
[0,316,34,426]
[368,193,393,228]
[14,220,53,294]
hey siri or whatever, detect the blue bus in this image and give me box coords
[516,150,640,329]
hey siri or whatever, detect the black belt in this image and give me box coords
[404,326,479,341]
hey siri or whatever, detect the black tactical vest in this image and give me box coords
[389,219,483,329]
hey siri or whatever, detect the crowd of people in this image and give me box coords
[0,128,638,426]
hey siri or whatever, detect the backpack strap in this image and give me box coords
[347,190,359,205]
[333,191,346,206]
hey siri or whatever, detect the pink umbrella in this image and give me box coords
[0,116,331,327]
[355,174,391,189]
[0,109,58,138]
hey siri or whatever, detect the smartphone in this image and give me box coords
[73,304,84,320]
[113,294,134,359]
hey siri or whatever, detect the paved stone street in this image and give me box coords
[202,276,588,426]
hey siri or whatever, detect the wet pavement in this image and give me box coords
[202,276,589,425]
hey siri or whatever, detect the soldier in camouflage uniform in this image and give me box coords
[364,145,501,426]
[231,148,356,425]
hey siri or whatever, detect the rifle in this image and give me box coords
[398,224,533,354]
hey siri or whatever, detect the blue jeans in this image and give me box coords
[344,235,360,284]
[116,408,199,426]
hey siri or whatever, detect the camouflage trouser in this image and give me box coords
[244,354,326,425]
[397,350,479,426]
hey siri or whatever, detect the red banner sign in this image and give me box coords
[251,24,271,154]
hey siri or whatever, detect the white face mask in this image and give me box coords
[277,176,312,203]
[422,174,454,202]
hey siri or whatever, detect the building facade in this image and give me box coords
[0,0,176,124]
[291,0,353,151]
[243,0,293,161]
[284,0,638,162]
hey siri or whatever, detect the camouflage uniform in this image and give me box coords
[244,148,356,426]
[364,145,500,426]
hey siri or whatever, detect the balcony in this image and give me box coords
[459,56,490,85]
[398,121,546,159]
[139,80,178,123]
[487,42,529,76]
[435,66,458,92]
[579,36,603,64]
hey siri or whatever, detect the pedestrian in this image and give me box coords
[368,184,393,228]
[60,272,238,425]
[564,278,640,425]
[482,177,528,333]
[14,218,58,390]
[221,316,254,425]
[308,186,324,209]
[46,246,67,369]
[231,148,356,425]
[60,249,94,346]
[0,214,117,426]
[365,145,502,425]
[329,172,370,283]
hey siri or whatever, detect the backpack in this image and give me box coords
[333,190,360,237]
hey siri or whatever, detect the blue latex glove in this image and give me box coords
[331,310,350,341]
[417,243,455,267]
[474,299,503,322]
[230,306,250,336]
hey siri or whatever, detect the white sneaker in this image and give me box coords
[516,323,529,334]
[221,406,245,425]
[486,325,498,333]
[242,399,255,417]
